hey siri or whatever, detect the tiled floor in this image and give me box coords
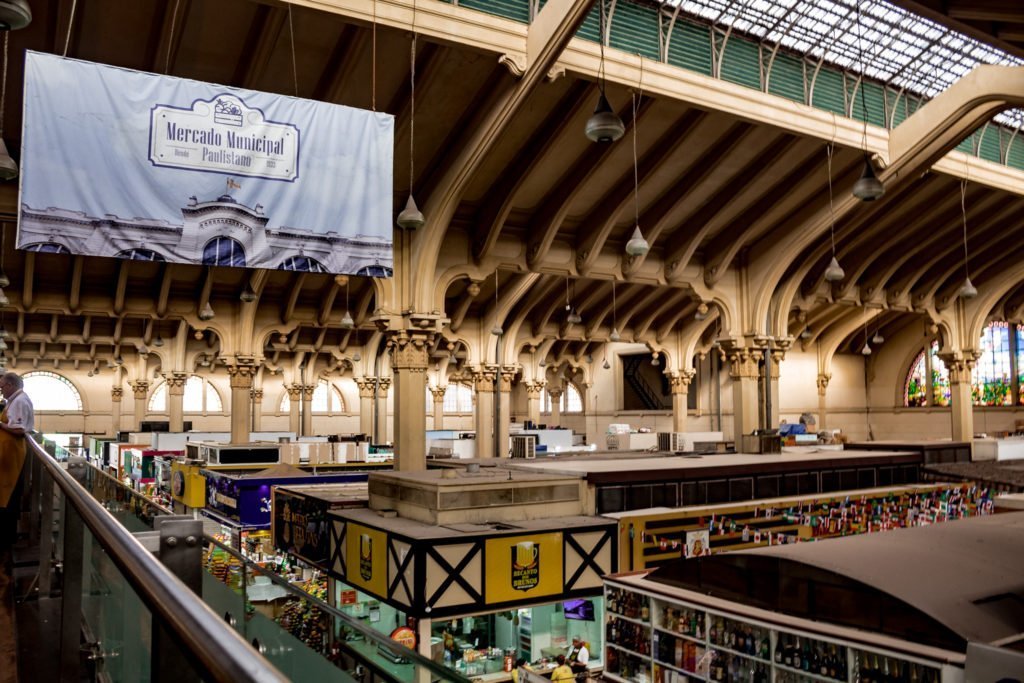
[0,549,17,683]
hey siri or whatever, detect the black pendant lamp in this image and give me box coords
[852,155,884,201]
[0,1,30,31]
[585,2,624,143]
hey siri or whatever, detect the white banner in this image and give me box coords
[18,51,394,276]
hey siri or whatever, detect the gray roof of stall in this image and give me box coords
[647,512,1024,651]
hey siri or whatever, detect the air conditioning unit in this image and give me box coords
[511,435,537,459]
[197,442,281,466]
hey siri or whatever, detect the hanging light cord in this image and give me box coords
[857,0,869,151]
[827,143,836,256]
[288,5,299,97]
[371,0,378,111]
[961,180,970,279]
[63,0,80,58]
[409,29,417,196]
[163,0,181,73]
[0,33,7,137]
[494,269,500,331]
[632,58,644,229]
[612,279,617,326]
[598,0,607,95]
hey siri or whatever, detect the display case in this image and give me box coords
[602,581,951,683]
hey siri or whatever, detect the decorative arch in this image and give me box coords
[149,375,223,413]
[425,382,474,414]
[542,382,583,414]
[279,378,346,414]
[23,371,82,411]
[202,237,246,267]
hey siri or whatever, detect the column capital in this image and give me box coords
[163,371,188,395]
[354,377,377,398]
[430,385,448,402]
[473,367,497,393]
[301,384,316,400]
[524,380,546,399]
[498,366,519,393]
[936,351,978,384]
[546,385,564,400]
[129,380,150,400]
[669,370,696,395]
[250,388,264,402]
[376,377,392,397]
[386,328,436,373]
[226,363,257,389]
[286,383,304,400]
[720,340,761,380]
[110,386,124,402]
[816,373,832,396]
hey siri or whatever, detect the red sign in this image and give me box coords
[390,626,417,650]
[340,590,357,605]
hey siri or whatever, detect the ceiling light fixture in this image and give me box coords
[397,2,425,230]
[565,276,582,326]
[694,302,709,321]
[340,277,355,329]
[198,300,215,321]
[624,88,650,257]
[860,320,871,356]
[240,284,257,303]
[0,288,9,307]
[154,335,164,347]
[0,1,31,31]
[823,144,845,282]
[958,180,977,299]
[585,2,624,143]
[872,330,884,345]
[651,353,660,367]
[800,326,812,340]
[852,1,884,202]
[610,279,620,341]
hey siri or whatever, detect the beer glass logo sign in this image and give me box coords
[359,534,373,581]
[510,541,540,592]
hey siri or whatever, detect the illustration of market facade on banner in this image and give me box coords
[18,52,394,276]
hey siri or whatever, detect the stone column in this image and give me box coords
[164,373,187,432]
[724,344,761,444]
[496,367,517,458]
[525,380,545,425]
[250,388,264,432]
[474,368,496,459]
[110,387,123,436]
[938,353,976,446]
[547,384,563,427]
[375,377,391,445]
[670,370,695,433]
[226,364,256,444]
[130,380,149,431]
[355,378,375,438]
[430,386,447,430]
[768,349,784,428]
[816,373,831,432]
[286,384,302,436]
[301,384,315,437]
[390,330,433,471]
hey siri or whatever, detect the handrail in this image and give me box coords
[26,436,290,682]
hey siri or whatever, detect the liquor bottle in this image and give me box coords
[801,639,811,671]
[641,602,650,622]
[783,636,794,667]
[827,646,840,679]
[774,635,783,664]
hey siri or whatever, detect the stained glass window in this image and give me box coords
[930,342,951,407]
[973,321,1013,406]
[1018,324,1024,406]
[904,350,926,406]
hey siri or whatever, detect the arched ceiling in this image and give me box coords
[0,0,1020,373]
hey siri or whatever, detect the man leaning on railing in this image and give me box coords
[0,371,34,549]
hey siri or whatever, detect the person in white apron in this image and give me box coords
[0,372,34,548]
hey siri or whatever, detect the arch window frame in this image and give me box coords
[279,379,347,415]
[541,382,584,415]
[202,236,246,267]
[148,375,223,414]
[425,382,474,415]
[22,371,83,412]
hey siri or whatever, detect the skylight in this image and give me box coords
[662,0,1024,127]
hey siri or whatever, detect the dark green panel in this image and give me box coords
[608,1,661,60]
[890,92,909,127]
[720,36,761,90]
[978,124,1002,164]
[812,69,846,115]
[767,52,805,104]
[666,20,712,76]
[459,0,531,23]
[858,82,887,128]
[575,4,602,43]
[1006,134,1024,171]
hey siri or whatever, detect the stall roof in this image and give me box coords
[646,512,1024,652]
[331,507,613,541]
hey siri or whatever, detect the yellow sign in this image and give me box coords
[485,533,563,604]
[346,523,388,597]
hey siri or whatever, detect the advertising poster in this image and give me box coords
[346,522,388,598]
[19,51,393,276]
[273,489,330,568]
[484,533,563,604]
[686,529,710,557]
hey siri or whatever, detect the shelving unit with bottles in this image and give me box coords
[604,579,959,683]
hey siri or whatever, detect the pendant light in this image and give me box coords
[860,321,871,355]
[240,283,257,303]
[624,89,650,257]
[397,5,426,230]
[0,288,9,307]
[603,358,611,370]
[852,1,883,202]
[565,277,582,325]
[198,300,215,321]
[0,33,16,180]
[958,180,977,299]
[609,279,620,341]
[694,302,709,321]
[800,326,812,340]
[153,335,164,347]
[651,353,660,367]
[872,330,884,345]
[585,1,624,143]
[0,1,31,31]
[491,269,503,336]
[823,144,845,282]
[340,277,355,329]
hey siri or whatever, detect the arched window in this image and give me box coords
[279,256,327,273]
[116,248,165,262]
[930,343,951,407]
[202,237,246,267]
[425,382,474,414]
[904,350,926,407]
[148,376,222,413]
[23,242,71,254]
[973,321,1012,406]
[542,383,583,414]
[279,379,345,414]
[356,264,393,277]
[22,371,82,411]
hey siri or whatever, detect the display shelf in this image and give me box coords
[653,627,704,646]
[607,643,651,660]
[610,612,653,627]
[654,660,706,680]
[773,662,841,683]
[708,644,768,664]
[603,672,639,683]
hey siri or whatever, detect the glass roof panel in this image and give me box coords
[661,0,1024,126]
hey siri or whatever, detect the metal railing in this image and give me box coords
[18,435,290,682]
